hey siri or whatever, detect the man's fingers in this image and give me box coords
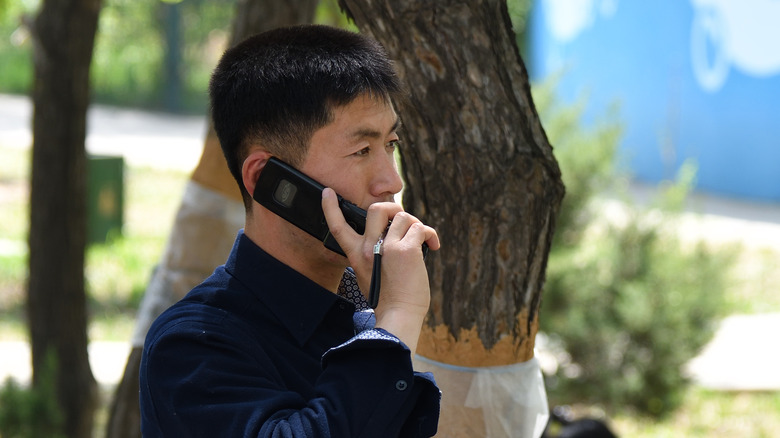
[385,212,440,252]
[321,188,358,255]
[416,223,441,251]
[322,188,439,260]
[365,202,403,238]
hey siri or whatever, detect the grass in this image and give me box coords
[2,140,780,436]
[611,389,780,437]
[728,247,780,314]
[547,388,780,437]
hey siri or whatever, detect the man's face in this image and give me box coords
[300,94,404,210]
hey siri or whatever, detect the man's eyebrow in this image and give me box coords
[391,116,402,133]
[349,116,402,140]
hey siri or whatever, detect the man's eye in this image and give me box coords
[387,140,401,151]
[354,147,370,156]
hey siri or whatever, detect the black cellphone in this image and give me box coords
[253,157,367,257]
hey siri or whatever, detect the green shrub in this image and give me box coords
[0,0,34,94]
[0,351,65,438]
[535,80,733,417]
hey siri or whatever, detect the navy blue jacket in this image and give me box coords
[140,231,440,437]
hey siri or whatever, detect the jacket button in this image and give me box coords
[395,380,408,391]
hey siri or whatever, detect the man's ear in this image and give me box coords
[242,149,273,200]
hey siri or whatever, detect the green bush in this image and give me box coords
[0,351,65,438]
[0,0,34,94]
[535,80,733,417]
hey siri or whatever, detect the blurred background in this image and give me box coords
[1,0,779,436]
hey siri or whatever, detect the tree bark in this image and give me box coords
[228,0,320,47]
[27,0,101,437]
[104,2,319,437]
[339,3,563,435]
[338,0,564,365]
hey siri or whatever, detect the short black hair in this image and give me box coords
[209,24,404,207]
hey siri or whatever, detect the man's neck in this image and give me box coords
[244,212,346,293]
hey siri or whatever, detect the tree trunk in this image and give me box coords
[104,2,319,437]
[339,1,564,435]
[340,0,562,364]
[27,0,101,437]
[228,0,320,47]
[161,1,183,112]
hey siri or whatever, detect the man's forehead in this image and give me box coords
[329,95,400,137]
[346,114,401,140]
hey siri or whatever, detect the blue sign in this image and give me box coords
[528,0,780,202]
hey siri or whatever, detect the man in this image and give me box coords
[139,25,441,437]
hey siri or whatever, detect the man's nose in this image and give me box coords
[370,153,404,199]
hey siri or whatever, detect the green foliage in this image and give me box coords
[91,0,234,112]
[315,0,356,29]
[506,0,533,57]
[90,0,166,108]
[534,80,732,417]
[0,351,65,438]
[0,0,35,94]
[533,78,623,247]
[0,0,352,112]
[0,0,234,112]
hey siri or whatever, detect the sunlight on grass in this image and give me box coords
[728,247,780,314]
[88,313,138,342]
[0,146,30,242]
[123,165,187,237]
[612,388,780,437]
[87,234,168,311]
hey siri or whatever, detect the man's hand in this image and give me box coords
[321,188,440,353]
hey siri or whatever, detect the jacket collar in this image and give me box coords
[224,231,355,346]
